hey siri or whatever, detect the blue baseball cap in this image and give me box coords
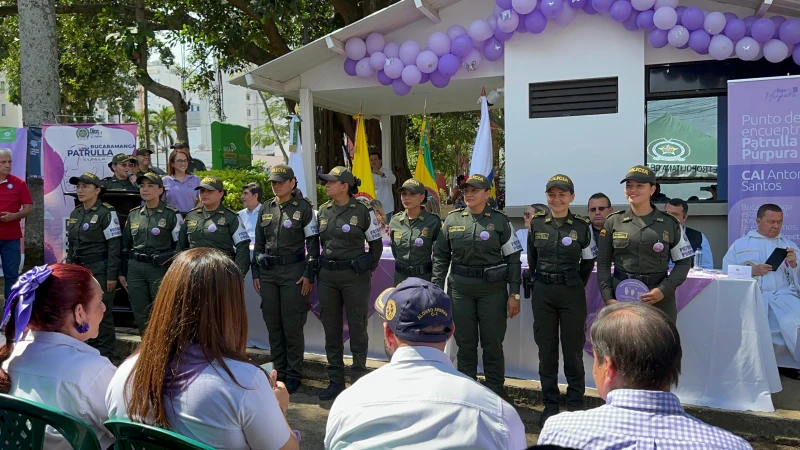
[374,277,453,343]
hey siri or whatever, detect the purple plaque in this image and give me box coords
[615,279,649,302]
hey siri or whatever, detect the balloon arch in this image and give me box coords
[340,0,800,96]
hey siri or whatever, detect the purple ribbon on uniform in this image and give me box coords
[1,265,53,343]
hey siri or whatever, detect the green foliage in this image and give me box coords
[251,94,290,149]
[149,106,177,156]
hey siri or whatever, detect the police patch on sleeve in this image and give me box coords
[304,211,320,237]
[103,211,122,240]
[172,214,184,242]
[583,231,598,260]
[501,224,523,256]
[232,219,250,245]
[670,229,695,261]
[365,210,382,242]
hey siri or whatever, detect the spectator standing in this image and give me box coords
[0,264,117,449]
[134,148,165,176]
[587,193,614,244]
[517,203,548,254]
[106,248,300,450]
[370,152,396,216]
[238,182,263,242]
[664,198,713,269]
[538,302,751,449]
[450,175,466,208]
[170,140,206,173]
[325,278,527,450]
[0,148,32,303]
[163,149,201,215]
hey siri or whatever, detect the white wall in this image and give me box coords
[0,75,23,128]
[505,15,645,206]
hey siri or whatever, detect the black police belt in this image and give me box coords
[451,263,508,281]
[319,257,356,271]
[261,253,305,266]
[613,269,666,287]
[534,270,569,284]
[72,252,107,265]
[395,261,433,275]
[130,251,175,266]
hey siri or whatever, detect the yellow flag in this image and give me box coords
[351,114,376,200]
[414,120,440,203]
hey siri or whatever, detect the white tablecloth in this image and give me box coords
[244,258,783,412]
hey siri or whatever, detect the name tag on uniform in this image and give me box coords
[534,232,549,240]
[613,232,628,239]
[68,218,77,224]
[449,226,466,233]
[320,219,328,226]
[186,220,197,227]
[394,231,403,239]
[131,222,140,229]
[262,214,273,221]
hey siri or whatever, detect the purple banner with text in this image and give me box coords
[727,76,800,246]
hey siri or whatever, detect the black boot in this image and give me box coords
[319,382,346,401]
[285,378,302,394]
[538,405,560,428]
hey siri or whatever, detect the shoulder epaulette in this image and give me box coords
[448,208,464,215]
[492,208,507,216]
[320,200,332,209]
[190,206,203,212]
[607,210,625,218]
[358,198,373,209]
[661,210,681,224]
[165,205,180,213]
[574,214,591,224]
[533,211,547,218]
[392,211,404,218]
[102,202,115,210]
[129,205,143,212]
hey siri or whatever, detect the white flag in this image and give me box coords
[469,95,494,192]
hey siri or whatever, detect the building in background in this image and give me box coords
[0,74,23,128]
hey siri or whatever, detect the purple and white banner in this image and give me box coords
[727,76,800,247]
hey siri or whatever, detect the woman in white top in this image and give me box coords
[370,199,392,245]
[517,203,549,254]
[0,264,116,449]
[106,247,300,450]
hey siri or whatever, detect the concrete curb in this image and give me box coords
[115,332,800,445]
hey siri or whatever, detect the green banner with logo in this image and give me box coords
[211,121,252,169]
[0,127,16,143]
[646,113,717,180]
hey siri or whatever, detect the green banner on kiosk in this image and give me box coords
[646,113,718,180]
[211,121,252,169]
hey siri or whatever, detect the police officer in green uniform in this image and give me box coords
[177,176,251,276]
[316,166,383,401]
[102,153,139,191]
[389,178,441,285]
[253,164,320,394]
[597,165,693,322]
[134,148,166,176]
[432,174,523,397]
[65,172,122,358]
[119,172,182,332]
[526,174,597,427]
[170,140,206,173]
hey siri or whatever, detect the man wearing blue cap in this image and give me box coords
[324,278,526,450]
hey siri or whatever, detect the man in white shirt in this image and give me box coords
[324,277,527,450]
[238,182,263,242]
[370,152,396,216]
[723,203,800,379]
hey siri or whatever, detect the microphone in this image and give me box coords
[127,170,137,186]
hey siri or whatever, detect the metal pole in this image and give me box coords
[144,86,154,167]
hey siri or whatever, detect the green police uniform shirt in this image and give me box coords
[389,210,441,268]
[66,200,122,280]
[101,176,138,192]
[123,201,183,254]
[596,206,694,301]
[253,196,320,279]
[432,205,523,292]
[178,204,251,275]
[528,211,597,284]
[318,197,382,260]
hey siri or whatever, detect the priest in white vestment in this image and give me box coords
[723,204,800,379]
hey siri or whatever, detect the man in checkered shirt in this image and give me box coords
[538,302,751,449]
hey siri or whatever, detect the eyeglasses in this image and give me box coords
[589,206,610,213]
[174,159,189,164]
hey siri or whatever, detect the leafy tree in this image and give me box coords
[251,94,290,149]
[149,105,177,157]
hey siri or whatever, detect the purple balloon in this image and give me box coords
[470,19,495,41]
[451,34,474,57]
[630,0,654,12]
[384,42,400,58]
[392,79,412,96]
[751,18,776,43]
[488,14,499,29]
[724,19,746,41]
[497,0,513,10]
[494,26,515,42]
[668,25,689,47]
[355,57,374,78]
[780,19,800,45]
[401,65,422,86]
[723,12,738,22]
[462,48,483,71]
[568,0,587,8]
[345,38,366,60]
[681,7,704,31]
[369,52,387,71]
[419,71,430,84]
[365,33,385,55]
[653,7,677,30]
[743,16,756,36]
[771,16,787,39]
[648,28,669,48]
[623,10,640,31]
[653,0,677,8]
[399,40,421,66]
[447,25,468,40]
[516,14,529,32]
[541,0,564,18]
[384,57,404,79]
[428,32,451,57]
[764,39,789,62]
[735,36,760,60]
[343,58,357,76]
[709,34,734,60]
[610,1,632,23]
[416,50,439,73]
[703,11,726,35]
[438,53,460,77]
[688,29,711,53]
[583,0,599,15]
[484,38,505,61]
[494,4,504,15]
[377,70,392,86]
[793,43,800,65]
[525,10,548,33]
[512,0,538,15]
[429,70,451,88]
[553,2,577,25]
[637,10,655,30]
[498,10,520,32]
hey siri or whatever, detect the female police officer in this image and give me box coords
[316,166,383,401]
[596,165,693,322]
[389,178,441,285]
[65,172,122,358]
[118,172,182,333]
[253,164,319,394]
[527,174,596,426]
[432,174,522,398]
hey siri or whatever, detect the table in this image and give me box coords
[244,251,783,412]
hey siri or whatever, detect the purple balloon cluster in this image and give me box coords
[342,0,800,95]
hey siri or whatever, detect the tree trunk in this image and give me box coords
[390,116,410,209]
[314,108,346,171]
[18,0,59,269]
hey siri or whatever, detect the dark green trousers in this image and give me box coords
[531,281,587,409]
[317,267,371,385]
[127,260,167,333]
[259,262,310,381]
[83,261,116,359]
[449,275,508,393]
